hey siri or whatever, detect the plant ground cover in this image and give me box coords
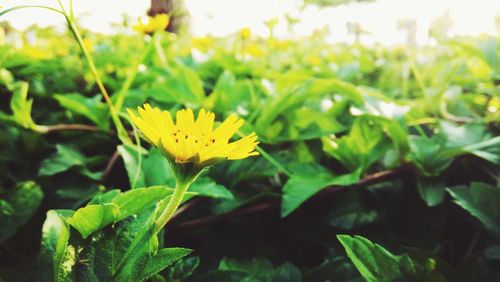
[0,5,500,282]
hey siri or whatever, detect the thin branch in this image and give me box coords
[43,124,103,133]
[101,150,120,182]
[174,201,278,230]
[173,165,414,230]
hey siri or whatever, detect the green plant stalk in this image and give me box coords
[0,5,63,17]
[408,53,429,100]
[155,179,193,233]
[65,18,131,144]
[55,0,131,144]
[153,32,170,69]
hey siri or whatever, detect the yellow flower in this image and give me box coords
[239,27,252,40]
[127,104,259,180]
[133,14,170,34]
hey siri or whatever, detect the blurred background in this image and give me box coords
[1,1,500,281]
[2,0,500,45]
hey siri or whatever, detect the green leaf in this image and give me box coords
[153,60,206,104]
[281,163,360,217]
[67,186,176,238]
[118,145,166,189]
[67,186,194,238]
[303,250,362,282]
[408,136,453,176]
[337,235,410,282]
[142,148,175,187]
[66,204,120,239]
[440,121,500,164]
[327,189,380,229]
[75,202,160,281]
[324,116,388,173]
[447,182,500,236]
[189,177,234,200]
[272,262,302,282]
[0,181,44,242]
[142,248,192,282]
[219,257,274,281]
[54,93,110,129]
[337,235,445,282]
[204,71,256,113]
[38,144,102,180]
[9,82,37,130]
[118,144,147,188]
[112,186,176,220]
[40,210,75,282]
[71,193,192,281]
[167,256,200,281]
[417,176,446,207]
[87,189,121,205]
[255,75,361,142]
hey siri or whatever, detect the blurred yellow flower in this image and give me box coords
[83,38,94,53]
[133,14,170,34]
[306,54,322,66]
[239,27,252,40]
[0,27,4,45]
[127,104,259,178]
[24,46,50,59]
[269,39,291,50]
[242,43,265,57]
[192,36,214,51]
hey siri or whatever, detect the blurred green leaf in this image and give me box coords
[142,248,192,282]
[0,181,43,242]
[38,144,102,180]
[417,176,446,207]
[327,189,381,229]
[409,136,453,176]
[447,182,500,237]
[272,262,302,282]
[337,235,445,282]
[167,256,200,281]
[324,116,388,173]
[281,163,360,217]
[54,93,110,129]
[40,209,75,282]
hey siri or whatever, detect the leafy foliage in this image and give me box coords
[447,182,500,237]
[337,235,446,282]
[0,6,499,282]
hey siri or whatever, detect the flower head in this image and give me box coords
[133,14,170,34]
[127,104,259,181]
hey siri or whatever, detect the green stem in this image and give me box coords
[0,5,63,17]
[66,19,130,144]
[153,33,170,69]
[55,0,131,144]
[155,179,192,233]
